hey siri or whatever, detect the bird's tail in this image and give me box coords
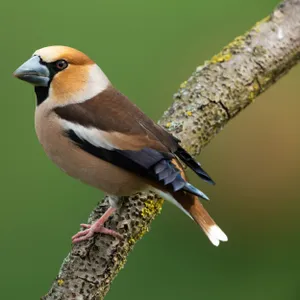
[174,191,228,246]
[170,158,228,246]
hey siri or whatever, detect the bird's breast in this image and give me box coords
[34,105,147,196]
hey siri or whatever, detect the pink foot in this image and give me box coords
[72,223,122,243]
[71,206,122,243]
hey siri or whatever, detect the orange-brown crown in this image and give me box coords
[34,46,94,65]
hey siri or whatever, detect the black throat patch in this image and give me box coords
[35,86,50,106]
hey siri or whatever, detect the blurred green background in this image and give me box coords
[1,0,299,299]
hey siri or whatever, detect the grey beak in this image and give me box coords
[13,56,50,87]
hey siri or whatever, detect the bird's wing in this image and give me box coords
[55,86,214,193]
[55,86,177,153]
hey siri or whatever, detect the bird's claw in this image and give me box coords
[72,223,122,243]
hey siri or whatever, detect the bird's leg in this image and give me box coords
[72,196,124,243]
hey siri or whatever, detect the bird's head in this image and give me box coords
[13,45,110,106]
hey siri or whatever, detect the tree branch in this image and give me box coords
[42,1,300,299]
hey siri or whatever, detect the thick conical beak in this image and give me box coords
[13,56,50,87]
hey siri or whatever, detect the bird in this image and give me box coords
[13,46,228,246]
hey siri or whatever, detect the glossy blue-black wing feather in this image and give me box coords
[67,129,208,200]
[175,145,215,185]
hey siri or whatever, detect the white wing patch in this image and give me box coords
[60,120,118,150]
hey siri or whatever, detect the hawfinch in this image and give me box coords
[13,46,227,246]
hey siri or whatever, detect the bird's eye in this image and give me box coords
[55,60,68,70]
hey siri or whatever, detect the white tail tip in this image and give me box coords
[207,225,228,247]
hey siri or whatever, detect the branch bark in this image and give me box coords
[42,1,300,299]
